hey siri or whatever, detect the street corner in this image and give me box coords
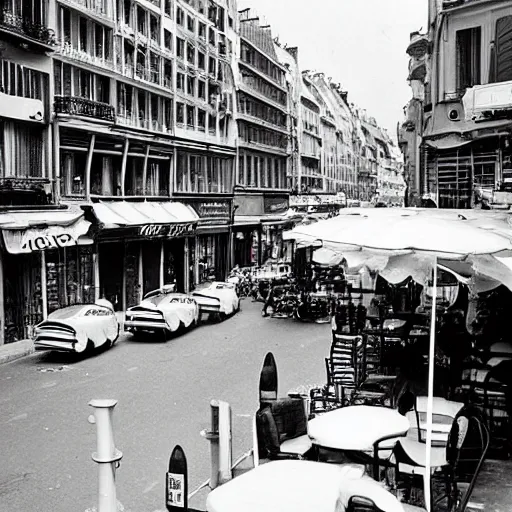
[0,339,35,366]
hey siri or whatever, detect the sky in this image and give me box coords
[237,0,428,139]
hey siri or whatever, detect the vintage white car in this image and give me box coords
[34,299,119,354]
[192,281,240,320]
[124,286,200,338]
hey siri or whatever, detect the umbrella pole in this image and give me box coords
[424,259,437,512]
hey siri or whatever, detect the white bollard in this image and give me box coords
[88,399,123,512]
[200,399,233,489]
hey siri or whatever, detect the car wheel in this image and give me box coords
[85,339,95,353]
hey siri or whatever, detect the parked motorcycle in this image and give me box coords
[271,285,300,319]
[295,291,331,323]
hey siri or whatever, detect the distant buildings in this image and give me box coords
[400,0,512,209]
[0,0,404,346]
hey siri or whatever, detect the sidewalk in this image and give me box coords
[0,339,35,365]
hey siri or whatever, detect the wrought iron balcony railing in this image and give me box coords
[0,9,56,47]
[54,96,115,122]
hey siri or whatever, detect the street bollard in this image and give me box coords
[200,400,232,489]
[88,399,123,512]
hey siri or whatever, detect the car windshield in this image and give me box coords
[48,305,88,320]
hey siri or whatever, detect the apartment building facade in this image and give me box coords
[402,0,512,209]
[232,9,291,267]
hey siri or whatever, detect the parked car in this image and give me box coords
[124,286,200,339]
[192,281,240,320]
[34,299,119,354]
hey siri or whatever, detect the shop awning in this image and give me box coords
[91,201,199,228]
[0,206,92,254]
[234,215,261,227]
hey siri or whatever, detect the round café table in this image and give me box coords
[206,460,405,512]
[308,405,410,452]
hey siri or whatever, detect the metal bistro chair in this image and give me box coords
[393,404,490,512]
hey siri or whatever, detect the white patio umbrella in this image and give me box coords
[284,208,512,511]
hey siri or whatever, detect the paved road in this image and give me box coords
[0,300,331,512]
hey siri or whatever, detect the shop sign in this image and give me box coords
[233,194,264,216]
[264,196,289,215]
[139,223,196,238]
[188,200,231,219]
[21,233,77,252]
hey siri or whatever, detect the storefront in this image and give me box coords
[0,206,93,344]
[89,201,199,311]
[181,198,232,288]
[233,193,291,266]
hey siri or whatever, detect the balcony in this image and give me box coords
[0,177,52,206]
[57,0,113,23]
[57,42,115,70]
[116,112,170,134]
[55,96,115,122]
[0,9,56,51]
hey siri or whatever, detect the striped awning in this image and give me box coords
[92,201,199,228]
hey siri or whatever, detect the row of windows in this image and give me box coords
[123,41,173,87]
[237,94,287,129]
[240,41,285,86]
[176,102,225,135]
[117,83,174,131]
[59,7,113,64]
[54,62,110,104]
[238,122,287,151]
[0,59,46,101]
[239,69,286,106]
[175,152,233,193]
[176,73,219,101]
[176,38,225,82]
[62,150,170,197]
[237,152,287,189]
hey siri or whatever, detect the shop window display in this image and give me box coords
[198,235,216,284]
[125,241,140,308]
[46,246,94,314]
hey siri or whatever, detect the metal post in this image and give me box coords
[200,400,233,490]
[41,250,48,320]
[88,399,123,512]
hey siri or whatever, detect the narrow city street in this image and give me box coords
[0,300,330,512]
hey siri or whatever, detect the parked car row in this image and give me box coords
[33,282,241,354]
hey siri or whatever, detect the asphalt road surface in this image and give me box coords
[0,300,331,512]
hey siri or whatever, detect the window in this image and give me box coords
[164,0,172,18]
[177,72,185,91]
[198,109,206,131]
[163,60,172,88]
[177,37,185,59]
[61,150,87,196]
[208,27,215,45]
[456,27,481,94]
[1,121,44,179]
[208,113,216,134]
[187,15,194,32]
[198,50,205,70]
[164,29,173,52]
[198,22,206,39]
[198,79,206,100]
[1,60,45,100]
[187,75,195,96]
[137,6,146,35]
[79,16,88,51]
[186,105,195,127]
[495,16,512,83]
[176,102,184,124]
[149,14,159,44]
[177,7,184,26]
[197,0,205,14]
[208,56,216,76]
[186,42,195,64]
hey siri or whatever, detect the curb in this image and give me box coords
[0,339,35,365]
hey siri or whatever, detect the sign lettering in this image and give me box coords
[21,233,75,252]
[139,223,196,239]
[263,196,289,215]
[166,473,184,508]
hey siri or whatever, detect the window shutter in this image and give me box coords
[496,16,512,82]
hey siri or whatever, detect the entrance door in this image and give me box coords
[142,240,160,296]
[99,242,124,311]
[164,238,185,293]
